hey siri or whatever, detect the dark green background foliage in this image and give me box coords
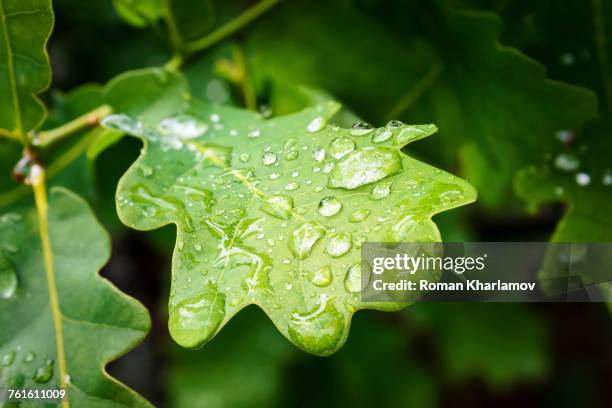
[1,0,611,407]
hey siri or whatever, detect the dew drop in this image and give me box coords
[248,129,261,138]
[370,181,392,200]
[288,222,327,259]
[308,266,332,287]
[329,137,356,159]
[23,351,35,363]
[261,195,294,220]
[307,116,327,133]
[102,114,143,135]
[285,181,300,191]
[33,359,54,383]
[284,151,299,161]
[554,153,580,172]
[138,164,154,177]
[372,128,392,143]
[168,285,226,348]
[576,172,591,186]
[312,147,326,162]
[158,114,208,139]
[1,351,16,366]
[350,121,374,136]
[318,197,342,217]
[326,233,352,257]
[349,209,371,223]
[386,120,404,128]
[239,153,251,163]
[0,255,17,299]
[344,264,361,293]
[262,151,277,166]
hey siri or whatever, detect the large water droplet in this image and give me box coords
[158,114,208,139]
[289,222,327,259]
[308,266,332,287]
[344,264,361,293]
[328,147,402,190]
[33,359,54,383]
[307,116,327,133]
[350,121,374,136]
[326,233,352,257]
[349,209,371,223]
[372,128,392,143]
[370,181,392,200]
[169,285,226,348]
[0,255,17,299]
[329,137,356,159]
[318,197,342,217]
[287,295,344,355]
[261,195,294,220]
[262,151,277,166]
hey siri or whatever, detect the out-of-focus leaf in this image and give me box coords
[166,0,215,42]
[246,0,597,205]
[0,0,53,143]
[0,187,151,406]
[45,84,105,129]
[168,307,294,408]
[103,98,475,355]
[113,0,164,27]
[411,303,550,388]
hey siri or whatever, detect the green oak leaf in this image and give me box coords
[0,0,53,144]
[103,99,476,355]
[0,187,151,406]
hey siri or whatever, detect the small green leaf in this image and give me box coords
[105,99,475,355]
[0,188,151,406]
[0,0,53,143]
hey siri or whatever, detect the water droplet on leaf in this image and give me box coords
[326,233,352,257]
[307,116,327,133]
[328,147,402,189]
[349,209,371,223]
[318,197,342,217]
[289,222,326,259]
[0,256,17,299]
[288,295,343,355]
[169,285,226,348]
[261,195,294,220]
[329,137,356,159]
[308,266,332,287]
[350,121,374,136]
